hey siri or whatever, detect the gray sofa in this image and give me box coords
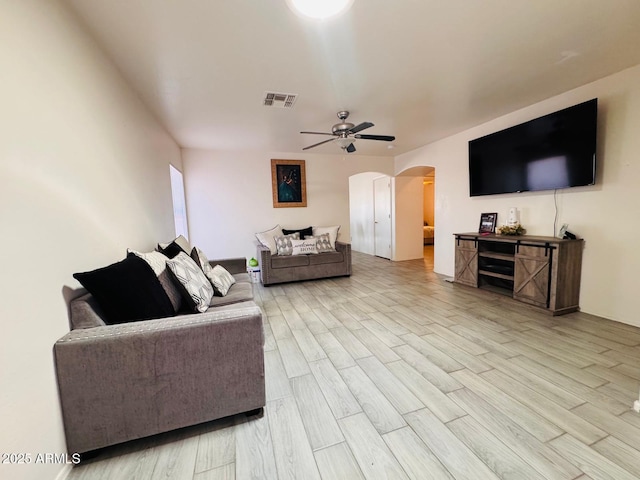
[54,258,265,454]
[258,241,351,285]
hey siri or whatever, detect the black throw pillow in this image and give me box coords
[73,254,175,324]
[283,226,313,238]
[158,241,185,259]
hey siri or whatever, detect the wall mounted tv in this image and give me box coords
[468,98,597,197]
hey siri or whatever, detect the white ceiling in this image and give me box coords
[64,0,640,156]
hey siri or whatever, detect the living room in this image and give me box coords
[3,1,640,480]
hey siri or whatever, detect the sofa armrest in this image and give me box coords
[54,303,265,453]
[335,241,350,253]
[335,241,352,275]
[257,244,271,265]
[209,257,246,274]
[257,244,271,258]
[257,244,271,283]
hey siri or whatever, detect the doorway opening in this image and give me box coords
[423,170,435,269]
[349,168,434,265]
[373,176,392,259]
[348,172,392,258]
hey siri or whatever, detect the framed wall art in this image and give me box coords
[271,159,307,208]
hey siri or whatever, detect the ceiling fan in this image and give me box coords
[301,111,395,153]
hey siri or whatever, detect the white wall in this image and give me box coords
[392,176,425,261]
[396,64,640,327]
[0,2,181,480]
[183,149,393,260]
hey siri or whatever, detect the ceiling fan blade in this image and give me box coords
[303,138,336,150]
[354,134,396,141]
[349,122,374,134]
[346,143,356,153]
[300,131,335,136]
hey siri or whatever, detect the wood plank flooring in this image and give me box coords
[67,250,640,480]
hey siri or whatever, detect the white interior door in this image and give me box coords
[374,176,392,259]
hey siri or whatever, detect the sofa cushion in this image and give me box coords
[208,265,236,296]
[73,254,175,324]
[166,252,214,313]
[255,225,283,254]
[309,251,344,265]
[234,273,251,283]
[271,254,310,269]
[128,249,182,313]
[283,226,313,238]
[209,281,253,307]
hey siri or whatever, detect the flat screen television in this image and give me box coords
[469,99,597,197]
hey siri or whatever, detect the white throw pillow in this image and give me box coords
[312,225,340,249]
[291,238,319,256]
[255,225,284,254]
[208,265,236,296]
[166,252,214,313]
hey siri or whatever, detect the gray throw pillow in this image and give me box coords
[315,233,335,253]
[274,232,300,256]
[312,225,340,250]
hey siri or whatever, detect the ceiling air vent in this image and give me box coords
[263,92,297,108]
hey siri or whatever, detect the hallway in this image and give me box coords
[423,244,434,270]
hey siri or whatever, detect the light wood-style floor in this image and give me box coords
[67,250,640,480]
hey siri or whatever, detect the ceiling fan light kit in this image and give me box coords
[335,137,354,148]
[300,111,395,153]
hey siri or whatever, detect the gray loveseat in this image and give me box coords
[54,258,265,455]
[258,241,351,285]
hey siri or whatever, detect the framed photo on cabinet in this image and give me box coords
[479,212,497,234]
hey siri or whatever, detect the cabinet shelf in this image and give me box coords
[478,252,514,262]
[478,283,513,297]
[479,269,514,281]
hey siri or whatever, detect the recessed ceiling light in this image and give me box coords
[286,0,354,19]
